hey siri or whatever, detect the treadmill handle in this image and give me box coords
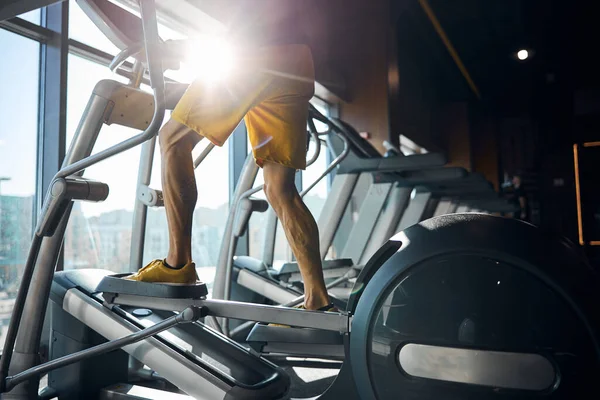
[339,152,447,174]
[4,306,207,391]
[378,152,446,171]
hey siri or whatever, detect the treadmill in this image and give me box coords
[395,172,516,230]
[423,173,517,218]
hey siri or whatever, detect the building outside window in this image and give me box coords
[0,29,41,348]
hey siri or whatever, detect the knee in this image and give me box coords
[159,119,196,154]
[264,180,295,210]
[158,121,178,154]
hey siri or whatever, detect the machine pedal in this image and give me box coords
[246,323,345,358]
[96,274,208,300]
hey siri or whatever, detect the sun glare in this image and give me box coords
[185,36,235,83]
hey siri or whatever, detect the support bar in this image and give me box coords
[105,295,350,333]
[54,0,166,180]
[0,236,43,391]
[194,143,216,169]
[4,306,205,391]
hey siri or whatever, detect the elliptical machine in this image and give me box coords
[1,0,600,399]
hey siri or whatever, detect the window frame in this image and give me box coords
[37,4,69,247]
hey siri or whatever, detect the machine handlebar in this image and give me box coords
[55,0,165,181]
[109,43,144,72]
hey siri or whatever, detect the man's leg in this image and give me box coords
[159,119,202,267]
[262,161,330,310]
[126,119,202,283]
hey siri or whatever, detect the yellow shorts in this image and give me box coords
[171,44,315,170]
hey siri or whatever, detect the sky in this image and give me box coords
[0,1,328,218]
[0,25,40,198]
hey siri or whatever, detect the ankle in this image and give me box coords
[304,294,331,311]
[165,256,188,269]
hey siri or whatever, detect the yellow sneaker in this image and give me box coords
[269,303,339,328]
[125,259,199,284]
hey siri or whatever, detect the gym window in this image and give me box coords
[0,24,42,351]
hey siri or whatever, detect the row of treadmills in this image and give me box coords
[224,107,518,343]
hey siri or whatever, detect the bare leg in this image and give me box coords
[263,161,330,310]
[158,119,202,267]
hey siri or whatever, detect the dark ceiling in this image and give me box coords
[395,0,597,113]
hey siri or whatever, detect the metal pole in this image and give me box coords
[260,209,278,267]
[212,155,258,300]
[5,306,205,391]
[54,101,164,179]
[222,184,263,301]
[222,233,238,336]
[300,134,349,197]
[128,60,145,88]
[3,95,109,397]
[193,143,215,169]
[112,296,349,333]
[129,137,156,271]
[229,124,249,256]
[0,235,43,393]
[219,182,267,335]
[14,95,108,350]
[228,272,354,338]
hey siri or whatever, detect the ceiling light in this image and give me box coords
[517,49,529,61]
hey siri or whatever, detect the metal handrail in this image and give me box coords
[56,0,166,180]
[108,42,144,72]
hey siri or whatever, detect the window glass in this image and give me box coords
[19,9,41,25]
[69,0,192,63]
[0,30,40,348]
[69,0,120,55]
